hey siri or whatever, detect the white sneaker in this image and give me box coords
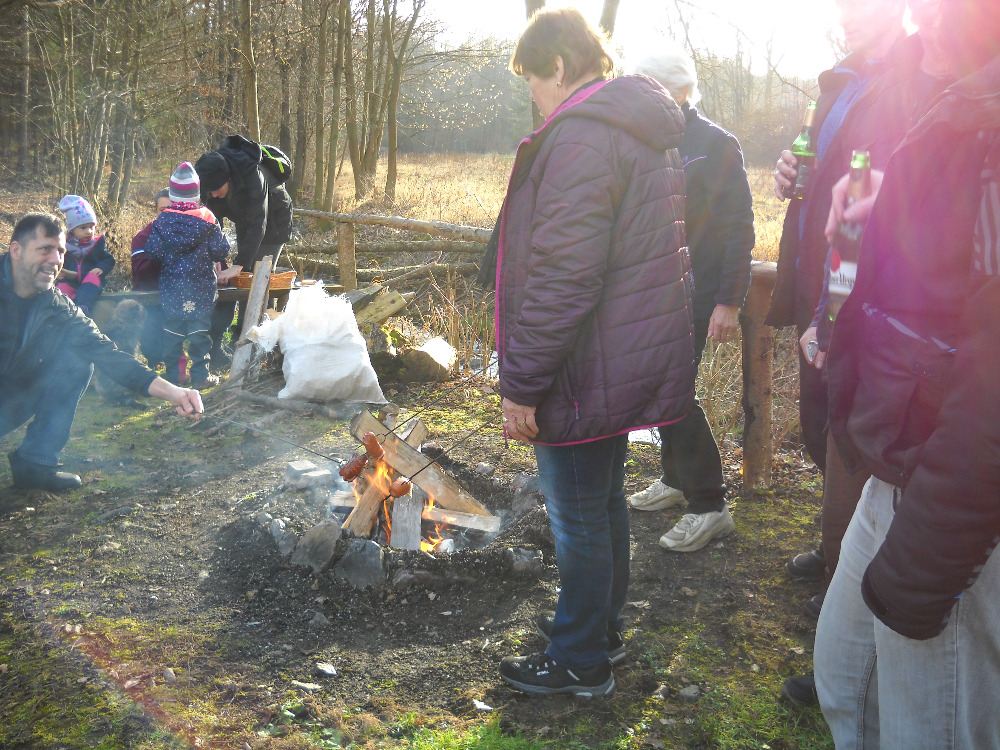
[628,480,686,511]
[658,508,735,552]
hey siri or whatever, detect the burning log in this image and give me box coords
[341,418,427,535]
[349,410,491,516]
[422,506,501,534]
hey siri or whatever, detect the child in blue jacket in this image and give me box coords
[145,162,230,389]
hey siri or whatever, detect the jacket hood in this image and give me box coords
[548,75,684,153]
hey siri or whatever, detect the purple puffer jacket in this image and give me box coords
[496,75,695,445]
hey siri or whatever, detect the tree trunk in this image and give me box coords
[525,0,545,129]
[18,4,29,171]
[599,0,620,36]
[323,0,347,211]
[313,2,329,206]
[385,0,423,202]
[290,0,311,199]
[343,9,363,198]
[239,0,261,140]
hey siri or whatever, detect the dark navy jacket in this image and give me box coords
[679,102,754,327]
[144,204,230,319]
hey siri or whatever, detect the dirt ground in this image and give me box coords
[0,369,831,749]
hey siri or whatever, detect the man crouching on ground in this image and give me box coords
[0,212,204,492]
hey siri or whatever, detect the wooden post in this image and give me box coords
[338,222,357,291]
[740,262,777,488]
[228,256,273,385]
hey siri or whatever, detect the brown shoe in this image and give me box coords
[191,375,219,391]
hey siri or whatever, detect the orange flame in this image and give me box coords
[420,524,444,552]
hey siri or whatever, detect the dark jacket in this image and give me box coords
[130,221,160,291]
[496,75,695,445]
[62,234,114,290]
[767,36,918,329]
[144,204,230,319]
[827,54,1000,639]
[680,102,754,326]
[0,254,156,393]
[201,135,293,269]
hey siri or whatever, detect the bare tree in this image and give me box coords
[239,0,261,140]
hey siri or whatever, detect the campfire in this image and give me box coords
[336,410,500,552]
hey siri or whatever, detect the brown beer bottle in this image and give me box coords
[783,100,817,200]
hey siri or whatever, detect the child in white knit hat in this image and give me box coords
[56,194,115,315]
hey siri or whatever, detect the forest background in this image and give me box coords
[0,0,829,216]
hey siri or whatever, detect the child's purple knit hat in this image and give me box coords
[169,161,201,203]
[57,195,97,231]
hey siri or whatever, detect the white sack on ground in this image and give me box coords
[249,284,386,404]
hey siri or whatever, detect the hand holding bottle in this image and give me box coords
[825,169,885,245]
[774,150,799,200]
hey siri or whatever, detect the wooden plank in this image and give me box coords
[399,419,428,448]
[390,490,423,550]
[338,222,357,291]
[423,506,501,534]
[355,290,407,326]
[229,257,272,383]
[349,410,490,516]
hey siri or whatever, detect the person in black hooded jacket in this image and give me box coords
[195,135,293,352]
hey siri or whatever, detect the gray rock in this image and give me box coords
[504,547,544,577]
[333,539,386,588]
[284,459,335,489]
[475,462,495,477]
[316,662,337,677]
[163,667,177,684]
[290,521,342,573]
[678,684,702,702]
[308,612,330,628]
[285,460,317,481]
[94,507,134,524]
[255,511,273,525]
[651,683,670,701]
[511,472,544,516]
[269,518,286,542]
[391,568,438,590]
[290,680,322,692]
[277,530,299,557]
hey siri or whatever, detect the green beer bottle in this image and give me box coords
[828,150,872,312]
[784,100,817,200]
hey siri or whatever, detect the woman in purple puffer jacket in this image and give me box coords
[490,7,695,698]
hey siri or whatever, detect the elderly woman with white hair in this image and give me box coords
[626,45,755,553]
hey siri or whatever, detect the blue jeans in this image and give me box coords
[0,352,93,466]
[815,477,1000,749]
[534,434,630,670]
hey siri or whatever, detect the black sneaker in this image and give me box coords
[8,450,81,492]
[786,547,826,581]
[499,652,614,697]
[803,591,825,620]
[535,610,626,665]
[781,673,819,707]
